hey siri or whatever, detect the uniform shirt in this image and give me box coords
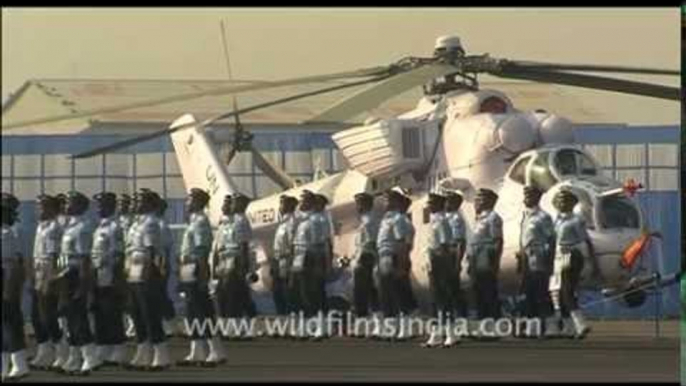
[273,213,296,259]
[467,210,503,273]
[158,216,174,266]
[292,211,316,271]
[58,215,92,271]
[354,212,379,259]
[91,216,123,286]
[310,211,331,253]
[446,211,466,244]
[426,212,451,255]
[2,223,22,271]
[377,211,413,257]
[180,212,213,264]
[554,212,589,247]
[519,206,555,272]
[126,213,162,282]
[33,219,63,263]
[119,214,135,243]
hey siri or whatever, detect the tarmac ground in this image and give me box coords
[16,320,679,383]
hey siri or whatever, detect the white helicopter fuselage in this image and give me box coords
[169,88,647,315]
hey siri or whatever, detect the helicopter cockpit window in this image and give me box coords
[553,149,598,177]
[508,156,531,185]
[527,152,558,191]
[598,196,640,229]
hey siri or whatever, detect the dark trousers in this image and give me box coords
[449,272,467,318]
[288,252,326,318]
[2,299,26,353]
[63,270,94,346]
[31,288,62,344]
[129,278,165,344]
[92,286,126,345]
[428,252,455,320]
[376,253,399,318]
[473,271,501,319]
[158,276,175,321]
[215,272,253,318]
[270,261,289,315]
[522,270,553,319]
[180,281,215,339]
[559,250,584,317]
[353,252,376,317]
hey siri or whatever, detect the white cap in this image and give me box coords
[434,35,463,51]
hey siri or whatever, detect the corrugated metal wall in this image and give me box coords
[1,124,680,319]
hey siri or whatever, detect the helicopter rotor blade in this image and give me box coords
[249,145,296,190]
[3,66,396,131]
[489,67,680,101]
[305,62,458,124]
[225,145,239,166]
[70,75,390,159]
[500,60,680,76]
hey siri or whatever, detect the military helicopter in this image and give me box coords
[4,35,681,314]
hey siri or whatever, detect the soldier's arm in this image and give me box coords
[492,217,504,272]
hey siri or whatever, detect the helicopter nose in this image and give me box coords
[583,229,644,289]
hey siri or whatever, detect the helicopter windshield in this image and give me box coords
[553,149,598,177]
[598,195,640,229]
[527,151,558,191]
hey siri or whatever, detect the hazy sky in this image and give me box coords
[1,7,681,124]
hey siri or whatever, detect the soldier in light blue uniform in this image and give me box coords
[550,189,597,339]
[124,189,170,371]
[374,189,413,339]
[516,186,555,338]
[155,197,177,338]
[29,194,66,371]
[352,192,379,320]
[2,193,30,381]
[56,191,100,375]
[117,193,136,339]
[213,193,255,345]
[90,192,127,366]
[311,194,332,324]
[445,190,467,319]
[467,188,503,321]
[177,189,216,367]
[271,195,299,316]
[423,193,458,348]
[289,191,320,339]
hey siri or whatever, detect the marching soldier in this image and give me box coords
[445,190,467,319]
[289,190,321,339]
[213,193,255,345]
[423,193,458,348]
[271,195,299,316]
[395,192,417,333]
[516,186,556,338]
[29,194,67,371]
[55,191,100,375]
[55,193,69,227]
[549,188,597,339]
[374,189,413,340]
[118,194,135,241]
[118,193,137,339]
[155,197,177,337]
[124,189,171,371]
[90,192,128,365]
[2,193,30,381]
[466,188,503,323]
[351,192,379,324]
[177,189,218,367]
